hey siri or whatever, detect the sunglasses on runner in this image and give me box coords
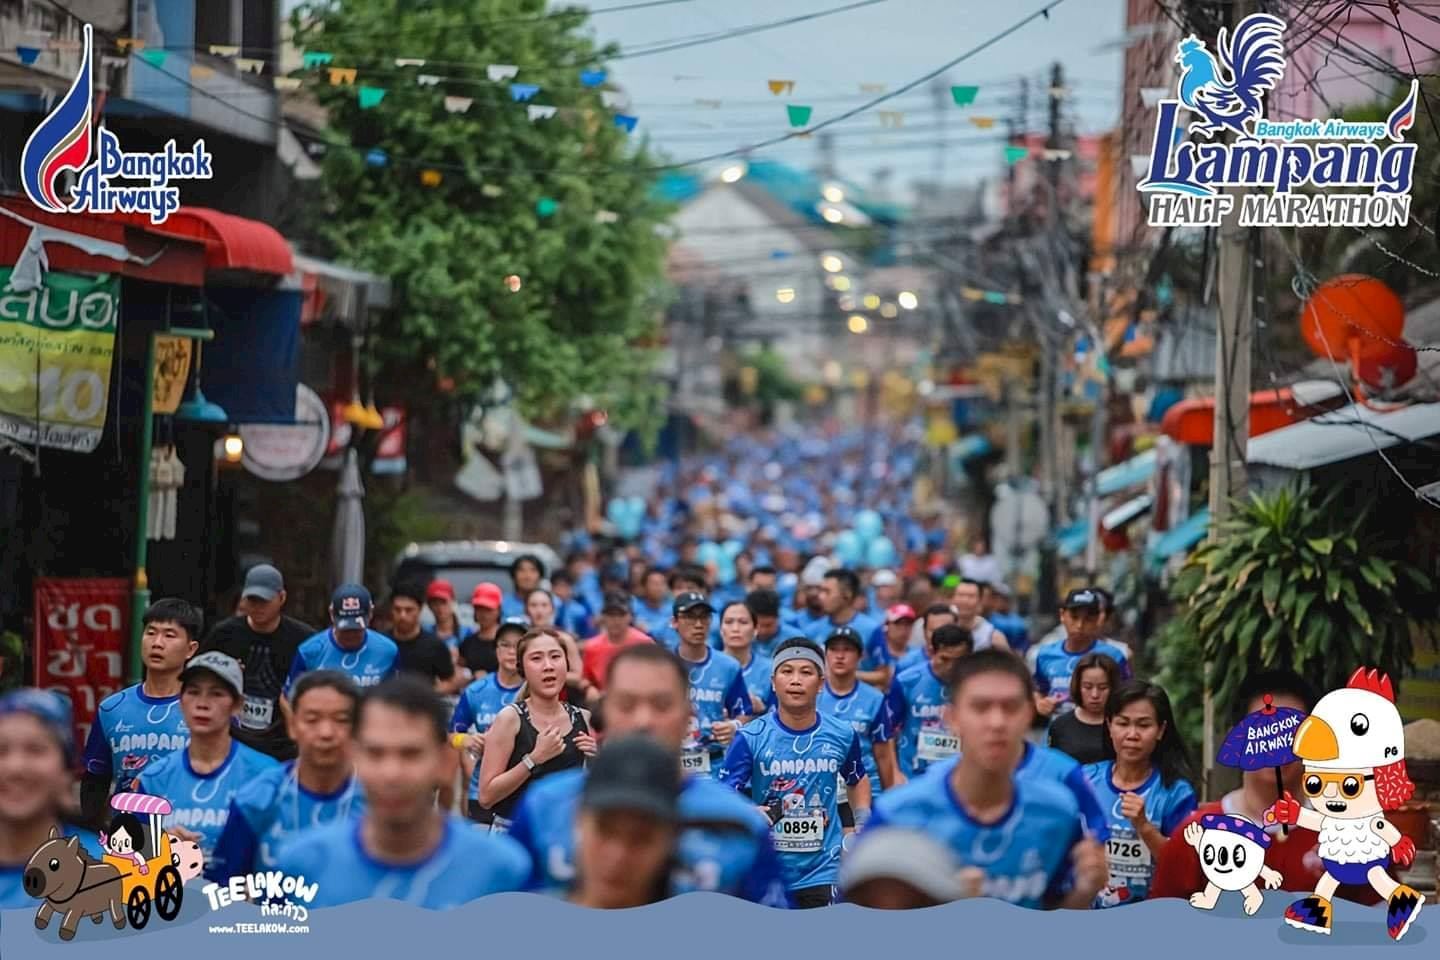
[1301,771,1373,798]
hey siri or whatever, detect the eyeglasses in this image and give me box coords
[1302,771,1373,799]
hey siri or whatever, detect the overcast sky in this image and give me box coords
[285,1,1126,195]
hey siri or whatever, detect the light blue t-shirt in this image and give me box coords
[866,768,1085,909]
[682,649,752,775]
[818,681,893,797]
[925,743,1111,841]
[207,761,366,883]
[134,739,280,878]
[0,826,102,909]
[734,650,775,712]
[449,674,522,801]
[273,816,531,909]
[509,769,791,907]
[82,684,189,795]
[803,612,882,648]
[631,597,673,638]
[1032,638,1131,711]
[887,662,954,776]
[285,630,400,694]
[1082,760,1197,908]
[720,712,866,893]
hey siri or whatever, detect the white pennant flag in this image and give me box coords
[528,104,558,121]
[601,91,625,109]
[595,210,619,224]
[1140,86,1168,108]
[395,58,425,67]
[487,64,519,82]
[444,96,473,113]
[1042,148,1072,161]
[1130,154,1150,177]
[417,74,442,86]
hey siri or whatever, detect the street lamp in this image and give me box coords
[720,163,747,183]
[822,183,845,203]
[830,275,851,292]
[847,315,869,334]
[776,287,796,304]
[898,291,919,310]
[222,433,244,463]
[880,302,898,319]
[821,206,844,224]
[821,254,843,273]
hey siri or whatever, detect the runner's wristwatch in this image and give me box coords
[521,753,536,772]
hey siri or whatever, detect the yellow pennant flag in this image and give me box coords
[970,116,996,129]
[767,79,794,95]
[115,37,144,52]
[328,67,357,86]
[190,64,215,80]
[420,170,443,187]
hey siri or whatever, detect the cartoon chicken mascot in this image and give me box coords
[1264,667,1421,942]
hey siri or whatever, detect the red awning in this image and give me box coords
[0,195,208,286]
[1161,382,1349,446]
[113,207,294,276]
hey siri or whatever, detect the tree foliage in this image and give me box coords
[293,0,673,430]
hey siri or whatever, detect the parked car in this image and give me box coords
[391,540,563,631]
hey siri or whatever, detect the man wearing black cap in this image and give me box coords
[568,735,683,909]
[282,586,400,722]
[820,627,900,804]
[202,564,314,761]
[1031,589,1131,719]
[672,592,752,778]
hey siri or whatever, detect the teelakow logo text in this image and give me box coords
[20,24,213,224]
[1139,13,1418,228]
[203,871,319,923]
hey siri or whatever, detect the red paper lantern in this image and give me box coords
[1300,274,1404,360]
[1355,342,1418,391]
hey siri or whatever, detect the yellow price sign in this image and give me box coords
[151,336,193,415]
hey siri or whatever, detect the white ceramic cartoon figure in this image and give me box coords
[1184,813,1281,915]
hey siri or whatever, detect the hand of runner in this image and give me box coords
[1070,838,1109,900]
[710,719,737,746]
[531,724,567,765]
[465,732,485,758]
[1119,792,1148,827]
[575,732,599,757]
[1035,694,1060,718]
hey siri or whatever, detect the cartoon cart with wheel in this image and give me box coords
[103,793,185,930]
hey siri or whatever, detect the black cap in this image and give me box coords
[496,616,530,639]
[582,734,681,822]
[672,592,714,616]
[1061,588,1101,610]
[825,626,864,651]
[602,591,631,615]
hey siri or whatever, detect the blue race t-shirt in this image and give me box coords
[1082,760,1197,908]
[926,743,1111,840]
[83,684,189,795]
[631,598,672,639]
[682,649,752,776]
[720,712,866,893]
[1032,638,1131,710]
[887,662,957,776]
[285,630,399,694]
[207,761,366,883]
[819,682,893,797]
[273,816,531,909]
[859,625,894,674]
[449,674,522,801]
[0,826,102,909]
[735,651,775,712]
[510,769,790,907]
[803,612,881,648]
[134,739,279,878]
[866,770,1084,909]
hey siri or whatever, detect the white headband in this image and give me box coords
[773,646,825,674]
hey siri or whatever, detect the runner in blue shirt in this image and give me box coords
[503,554,546,619]
[273,676,531,909]
[888,625,972,779]
[0,690,103,909]
[673,593,751,777]
[743,589,789,659]
[510,645,789,906]
[631,566,672,638]
[857,604,917,691]
[865,650,1109,909]
[283,585,400,707]
[207,671,365,882]
[819,627,899,802]
[721,638,871,908]
[550,572,593,638]
[133,652,280,878]
[803,569,881,647]
[1082,680,1197,908]
[1032,589,1131,722]
[81,598,200,821]
[923,740,1111,841]
[719,600,774,713]
[451,620,524,823]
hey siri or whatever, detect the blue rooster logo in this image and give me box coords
[1174,13,1286,138]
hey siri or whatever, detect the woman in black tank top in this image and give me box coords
[477,629,596,827]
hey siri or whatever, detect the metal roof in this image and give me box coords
[1246,401,1440,470]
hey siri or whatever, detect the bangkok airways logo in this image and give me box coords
[1139,13,1418,229]
[19,24,213,224]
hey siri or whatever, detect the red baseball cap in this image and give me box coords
[471,583,503,609]
[886,603,918,625]
[426,579,455,602]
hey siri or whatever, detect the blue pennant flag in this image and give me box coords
[614,114,638,133]
[16,46,41,65]
[510,83,541,102]
[580,69,607,88]
[365,148,388,168]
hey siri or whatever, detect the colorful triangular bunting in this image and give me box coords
[786,104,812,127]
[510,83,540,102]
[487,64,519,82]
[950,85,978,106]
[420,169,443,187]
[395,58,425,68]
[444,96,473,113]
[273,76,301,90]
[138,49,168,68]
[536,197,558,217]
[190,64,214,80]
[416,74,441,86]
[358,86,386,108]
[16,46,41,65]
[328,67,357,86]
[580,69,607,88]
[365,148,388,167]
[115,38,144,52]
[768,79,794,95]
[302,51,333,69]
[970,116,996,129]
[614,114,638,133]
[1004,145,1028,164]
[235,57,264,75]
[528,104,558,121]
[601,91,625,109]
[209,44,240,57]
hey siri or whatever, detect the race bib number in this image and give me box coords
[836,775,848,804]
[681,749,711,774]
[917,728,960,761]
[1105,837,1152,878]
[241,695,274,730]
[772,813,825,853]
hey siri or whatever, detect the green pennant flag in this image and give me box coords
[983,291,1008,305]
[536,197,558,217]
[302,51,334,69]
[1004,146,1028,165]
[950,85,978,107]
[786,104,812,128]
[138,49,168,68]
[358,86,386,109]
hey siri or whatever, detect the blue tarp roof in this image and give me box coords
[1147,509,1210,569]
[1054,518,1089,559]
[1096,449,1158,497]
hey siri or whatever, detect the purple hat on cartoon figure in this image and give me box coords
[1200,813,1272,849]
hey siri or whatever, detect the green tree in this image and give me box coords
[293,0,672,432]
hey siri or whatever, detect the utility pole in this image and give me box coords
[1038,62,1065,521]
[930,77,949,188]
[1006,77,1029,219]
[1203,0,1254,798]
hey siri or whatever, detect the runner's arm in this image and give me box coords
[857,664,894,690]
[476,707,529,809]
[873,739,900,790]
[80,722,113,826]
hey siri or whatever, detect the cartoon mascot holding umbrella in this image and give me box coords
[1265,667,1422,942]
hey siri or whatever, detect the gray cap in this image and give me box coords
[179,651,244,699]
[241,564,284,601]
[839,828,968,903]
